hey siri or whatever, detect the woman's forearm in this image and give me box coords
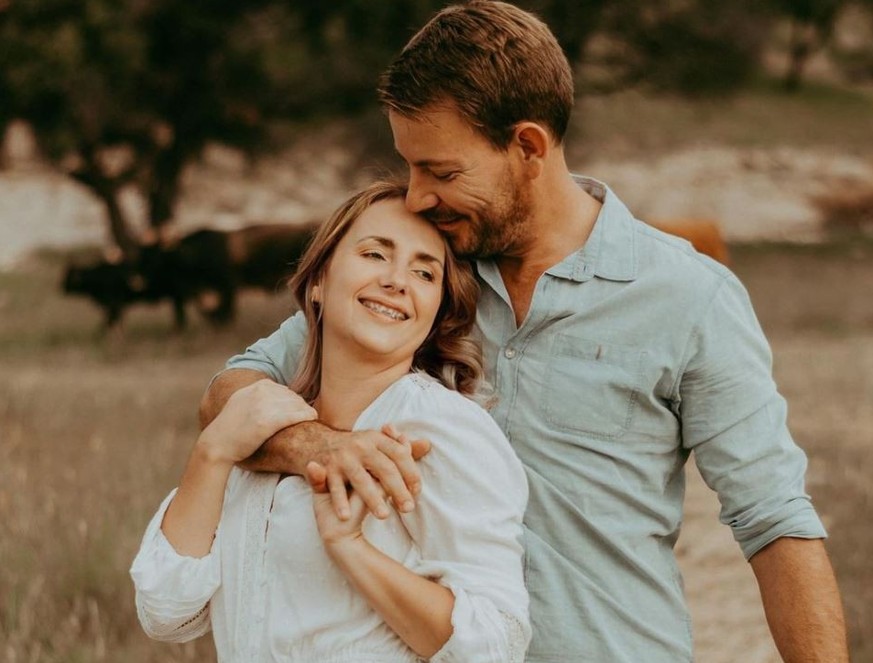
[325,536,455,658]
[161,441,234,557]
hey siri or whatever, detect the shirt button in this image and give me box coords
[504,347,517,359]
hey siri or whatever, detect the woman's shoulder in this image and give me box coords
[357,372,509,449]
[395,371,492,421]
[391,374,518,459]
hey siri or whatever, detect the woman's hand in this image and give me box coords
[309,461,384,549]
[198,379,317,465]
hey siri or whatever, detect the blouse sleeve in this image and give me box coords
[397,393,531,663]
[129,489,222,642]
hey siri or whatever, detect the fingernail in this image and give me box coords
[400,500,414,512]
[376,506,390,519]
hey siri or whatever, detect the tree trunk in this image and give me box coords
[147,141,187,231]
[70,149,140,260]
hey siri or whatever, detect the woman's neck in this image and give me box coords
[315,353,413,430]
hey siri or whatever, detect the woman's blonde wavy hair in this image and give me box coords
[288,180,483,403]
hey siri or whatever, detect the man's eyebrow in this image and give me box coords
[413,159,459,169]
[357,235,444,268]
[392,149,458,170]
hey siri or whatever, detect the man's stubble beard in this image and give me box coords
[449,175,533,260]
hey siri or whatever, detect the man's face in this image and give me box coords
[389,106,532,259]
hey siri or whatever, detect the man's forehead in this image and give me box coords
[389,110,475,164]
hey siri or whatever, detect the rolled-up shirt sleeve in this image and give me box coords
[130,490,222,642]
[222,312,308,384]
[397,395,531,662]
[676,274,826,559]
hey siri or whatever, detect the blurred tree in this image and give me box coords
[815,0,873,84]
[767,0,849,90]
[519,0,611,63]
[585,0,772,96]
[0,0,286,257]
[0,0,459,256]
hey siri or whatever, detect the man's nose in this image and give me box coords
[405,173,439,214]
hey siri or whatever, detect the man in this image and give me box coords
[202,2,848,661]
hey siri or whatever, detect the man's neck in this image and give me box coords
[496,173,601,325]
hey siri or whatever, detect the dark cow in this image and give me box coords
[229,223,319,292]
[63,260,153,328]
[62,223,317,330]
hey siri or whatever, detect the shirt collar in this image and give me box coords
[476,175,639,285]
[544,175,638,283]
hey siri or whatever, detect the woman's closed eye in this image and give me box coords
[413,269,435,282]
[361,250,387,261]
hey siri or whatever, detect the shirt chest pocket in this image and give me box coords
[542,335,645,439]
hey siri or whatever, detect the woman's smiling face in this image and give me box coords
[316,197,446,367]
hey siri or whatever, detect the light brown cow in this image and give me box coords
[646,219,730,265]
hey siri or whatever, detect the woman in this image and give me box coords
[131,181,530,662]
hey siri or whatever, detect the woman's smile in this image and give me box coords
[359,297,410,321]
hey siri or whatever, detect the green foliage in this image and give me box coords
[586,1,772,96]
[760,0,869,90]
[0,0,294,250]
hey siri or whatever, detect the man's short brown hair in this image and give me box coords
[378,1,574,149]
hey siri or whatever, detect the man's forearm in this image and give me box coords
[750,537,848,662]
[239,419,336,475]
[200,368,330,476]
[200,368,428,516]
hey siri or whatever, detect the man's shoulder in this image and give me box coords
[632,219,738,299]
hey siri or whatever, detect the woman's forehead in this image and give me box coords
[346,199,445,259]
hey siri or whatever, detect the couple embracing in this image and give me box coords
[132,3,846,661]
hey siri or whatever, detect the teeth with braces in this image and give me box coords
[362,300,408,320]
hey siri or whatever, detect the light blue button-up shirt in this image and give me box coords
[225,176,826,662]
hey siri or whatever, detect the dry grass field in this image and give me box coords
[1,237,870,662]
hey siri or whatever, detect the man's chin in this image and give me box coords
[448,240,485,260]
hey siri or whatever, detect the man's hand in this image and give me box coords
[305,424,429,521]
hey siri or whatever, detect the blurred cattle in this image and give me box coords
[646,219,730,265]
[62,222,317,330]
[63,261,157,328]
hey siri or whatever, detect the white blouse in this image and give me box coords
[131,373,530,662]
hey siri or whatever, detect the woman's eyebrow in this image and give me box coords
[358,235,444,268]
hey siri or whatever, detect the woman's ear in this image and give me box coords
[310,283,321,304]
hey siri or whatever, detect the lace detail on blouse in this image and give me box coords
[501,610,529,663]
[236,472,279,661]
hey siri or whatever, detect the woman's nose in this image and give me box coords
[379,264,407,293]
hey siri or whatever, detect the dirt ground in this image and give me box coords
[0,239,870,661]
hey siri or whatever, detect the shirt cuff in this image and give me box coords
[427,581,529,663]
[735,498,827,560]
[130,490,222,618]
